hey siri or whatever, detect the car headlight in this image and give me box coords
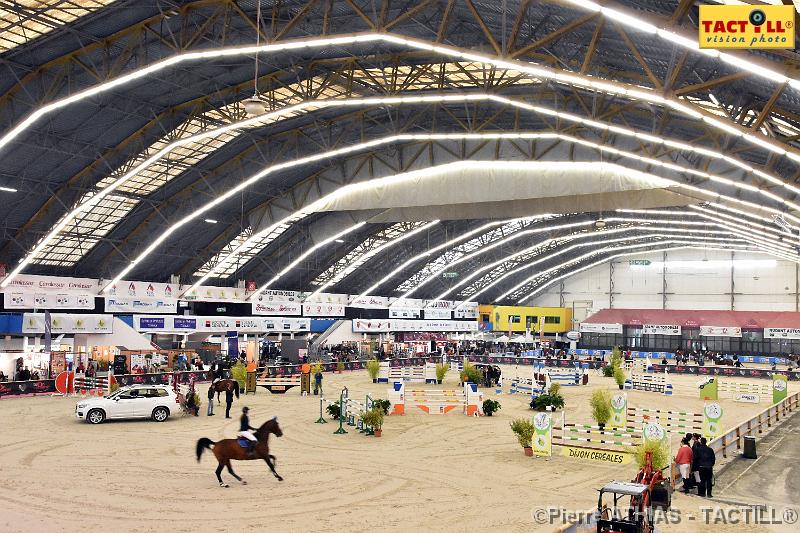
[77,403,87,408]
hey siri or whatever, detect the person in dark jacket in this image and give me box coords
[237,406,258,458]
[225,386,235,419]
[207,384,215,416]
[694,437,716,497]
[690,433,702,492]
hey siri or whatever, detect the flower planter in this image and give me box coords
[618,384,624,390]
[372,378,377,383]
[374,429,382,437]
[523,447,533,457]
[437,379,442,384]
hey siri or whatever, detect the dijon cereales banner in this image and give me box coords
[699,5,795,49]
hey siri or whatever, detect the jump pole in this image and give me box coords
[334,387,348,434]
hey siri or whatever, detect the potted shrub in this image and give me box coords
[366,359,380,383]
[602,364,615,378]
[336,361,345,374]
[483,399,501,416]
[435,363,449,384]
[326,401,341,420]
[461,361,483,385]
[613,366,626,389]
[531,391,565,411]
[230,361,247,390]
[372,399,391,415]
[362,407,384,437]
[634,439,669,471]
[591,389,612,430]
[510,418,535,456]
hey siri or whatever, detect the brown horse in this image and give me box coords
[211,378,240,404]
[196,417,283,487]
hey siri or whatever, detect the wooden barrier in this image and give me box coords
[387,382,483,415]
[699,377,774,403]
[257,374,301,394]
[377,361,437,383]
[553,423,642,454]
[624,370,672,395]
[626,406,703,432]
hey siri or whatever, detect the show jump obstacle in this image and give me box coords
[257,367,311,394]
[532,361,589,387]
[387,382,483,415]
[315,387,375,435]
[623,357,652,373]
[699,376,783,403]
[377,361,437,384]
[624,370,673,395]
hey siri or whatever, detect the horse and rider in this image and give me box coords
[196,407,284,487]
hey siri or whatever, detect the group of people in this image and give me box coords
[674,433,716,497]
[7,366,39,381]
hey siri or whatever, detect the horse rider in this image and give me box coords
[238,407,258,458]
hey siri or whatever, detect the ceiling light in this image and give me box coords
[242,98,267,117]
[204,219,218,224]
[334,239,345,243]
[0,186,16,192]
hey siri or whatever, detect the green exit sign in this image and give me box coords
[442,272,459,279]
[629,260,651,266]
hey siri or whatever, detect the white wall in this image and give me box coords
[527,250,798,314]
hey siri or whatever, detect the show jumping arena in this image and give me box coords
[0,364,791,533]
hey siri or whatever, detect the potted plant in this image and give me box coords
[435,363,449,384]
[230,361,247,391]
[530,383,565,411]
[613,366,626,390]
[634,439,669,470]
[336,361,345,374]
[461,361,483,385]
[362,407,384,437]
[510,418,535,456]
[366,359,380,383]
[591,389,612,430]
[326,401,341,420]
[483,399,501,416]
[371,399,391,415]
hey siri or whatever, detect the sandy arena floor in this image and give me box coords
[0,367,792,533]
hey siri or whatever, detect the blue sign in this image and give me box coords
[139,317,165,329]
[173,317,196,330]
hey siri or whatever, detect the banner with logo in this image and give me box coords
[348,295,389,309]
[180,284,247,302]
[424,299,454,310]
[699,378,719,401]
[22,313,113,334]
[579,323,623,334]
[105,280,177,299]
[252,301,302,316]
[558,445,633,465]
[453,301,479,319]
[642,324,681,336]
[610,393,627,429]
[305,292,348,306]
[353,319,479,333]
[4,291,94,310]
[765,328,800,339]
[532,412,552,457]
[773,374,788,404]
[1,274,99,294]
[389,308,421,319]
[133,315,309,333]
[424,308,451,320]
[699,4,795,50]
[642,422,669,454]
[703,403,724,438]
[255,289,302,303]
[104,297,177,314]
[302,302,345,317]
[700,326,742,338]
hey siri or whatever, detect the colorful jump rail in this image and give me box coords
[386,381,483,416]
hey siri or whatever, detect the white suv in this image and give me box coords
[76,384,179,424]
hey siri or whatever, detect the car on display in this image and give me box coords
[75,384,178,424]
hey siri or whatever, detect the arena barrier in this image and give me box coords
[377,361,437,383]
[315,387,374,435]
[533,362,588,386]
[553,423,643,454]
[387,382,483,415]
[624,370,672,395]
[626,406,703,433]
[72,373,112,396]
[699,377,774,403]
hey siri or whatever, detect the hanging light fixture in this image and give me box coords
[243,1,267,117]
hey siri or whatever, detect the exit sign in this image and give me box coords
[442,272,459,279]
[629,260,651,266]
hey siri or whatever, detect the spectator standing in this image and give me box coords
[225,385,235,419]
[207,384,215,416]
[674,437,694,493]
[694,437,716,497]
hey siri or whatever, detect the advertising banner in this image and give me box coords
[104,297,177,314]
[424,299,454,310]
[105,280,177,299]
[558,445,633,465]
[773,374,788,403]
[254,289,302,303]
[579,323,623,334]
[305,292,348,306]
[423,308,451,320]
[22,313,113,334]
[133,315,309,333]
[352,319,479,333]
[4,291,94,310]
[642,324,681,336]
[348,295,389,309]
[703,402,724,438]
[1,274,98,294]
[699,326,742,338]
[699,4,795,50]
[302,302,345,317]
[532,412,552,457]
[389,308,421,319]
[252,301,302,316]
[388,297,426,309]
[765,328,800,339]
[453,301,479,319]
[610,393,627,428]
[180,284,248,302]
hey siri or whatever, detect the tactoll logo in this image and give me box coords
[699,5,795,49]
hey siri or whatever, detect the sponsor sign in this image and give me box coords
[304,292,348,306]
[348,295,389,309]
[352,319,479,333]
[424,308,451,320]
[579,323,623,334]
[1,274,98,294]
[565,330,581,341]
[734,393,760,404]
[642,324,681,336]
[765,328,800,340]
[104,297,177,314]
[453,301,479,319]
[389,308,421,319]
[611,394,627,428]
[424,299,454,310]
[255,289,301,303]
[558,445,632,465]
[132,315,309,333]
[252,301,302,316]
[105,280,177,299]
[138,317,165,329]
[4,291,94,310]
[173,317,197,330]
[532,412,552,457]
[180,284,247,302]
[703,403,724,438]
[22,313,113,334]
[700,326,742,338]
[699,4,795,49]
[774,374,788,403]
[302,302,345,317]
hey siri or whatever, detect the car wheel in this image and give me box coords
[152,406,169,422]
[87,409,105,425]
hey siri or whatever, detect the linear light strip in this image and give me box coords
[508,240,761,302]
[5,86,799,288]
[304,220,439,302]
[100,133,800,297]
[516,245,776,303]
